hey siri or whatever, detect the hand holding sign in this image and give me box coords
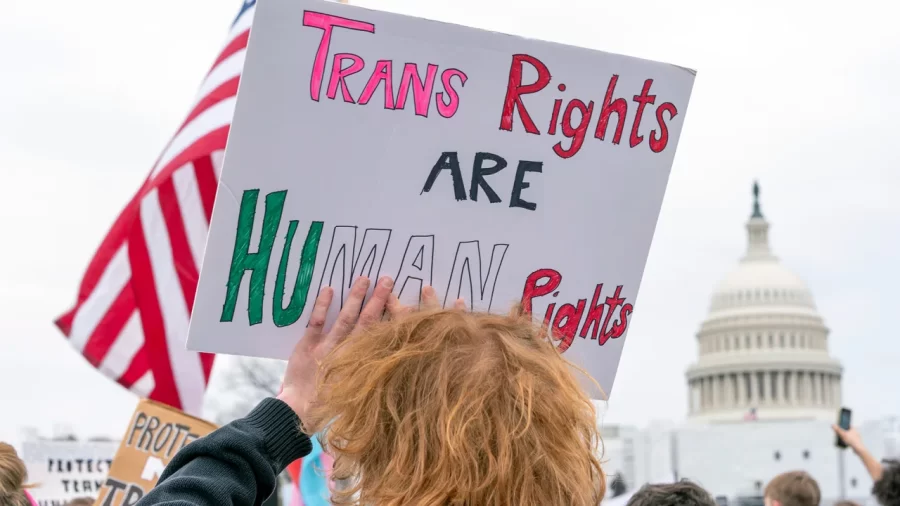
[278,276,394,423]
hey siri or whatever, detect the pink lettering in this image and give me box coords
[436,68,468,118]
[327,53,365,103]
[358,60,395,109]
[302,11,375,102]
[396,63,438,117]
[522,269,635,353]
[497,54,683,158]
[302,10,467,119]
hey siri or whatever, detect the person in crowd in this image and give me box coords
[137,277,605,506]
[874,468,900,506]
[625,480,717,506]
[834,425,900,506]
[763,470,821,506]
[0,443,38,506]
[64,498,95,506]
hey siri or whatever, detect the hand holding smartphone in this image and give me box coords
[836,407,852,449]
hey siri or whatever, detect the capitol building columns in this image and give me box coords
[773,371,786,404]
[686,183,843,423]
[833,374,842,405]
[750,372,759,406]
[688,369,842,417]
[686,369,846,414]
[687,371,850,414]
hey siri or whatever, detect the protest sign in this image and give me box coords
[21,440,118,506]
[94,399,217,506]
[187,0,695,395]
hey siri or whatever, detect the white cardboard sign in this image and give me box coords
[22,440,118,506]
[188,0,695,396]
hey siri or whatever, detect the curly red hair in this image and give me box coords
[307,308,605,505]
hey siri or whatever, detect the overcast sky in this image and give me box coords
[2,0,899,444]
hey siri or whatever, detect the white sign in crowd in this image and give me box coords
[22,440,119,506]
[188,0,695,396]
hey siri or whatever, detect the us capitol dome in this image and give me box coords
[686,183,843,423]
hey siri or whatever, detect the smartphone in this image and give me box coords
[836,407,852,448]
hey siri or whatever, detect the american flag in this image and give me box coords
[54,0,258,415]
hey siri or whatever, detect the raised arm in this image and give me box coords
[138,276,394,506]
[137,399,311,506]
[834,425,883,481]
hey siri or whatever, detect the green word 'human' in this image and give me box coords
[220,189,323,327]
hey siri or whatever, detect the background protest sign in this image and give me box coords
[187,0,695,395]
[94,399,217,506]
[21,440,118,506]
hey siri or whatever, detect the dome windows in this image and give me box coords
[714,286,820,308]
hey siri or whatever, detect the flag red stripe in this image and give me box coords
[150,126,230,189]
[118,347,150,389]
[81,284,137,367]
[208,30,250,74]
[157,177,200,311]
[55,308,75,336]
[192,156,218,222]
[60,193,144,325]
[177,76,240,135]
[187,157,218,383]
[128,219,183,410]
[200,352,215,383]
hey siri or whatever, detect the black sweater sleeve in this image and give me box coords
[137,398,313,506]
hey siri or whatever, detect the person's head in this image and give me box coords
[307,308,605,505]
[625,480,716,506]
[764,471,821,506]
[0,442,33,506]
[873,462,900,506]
[64,498,95,506]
